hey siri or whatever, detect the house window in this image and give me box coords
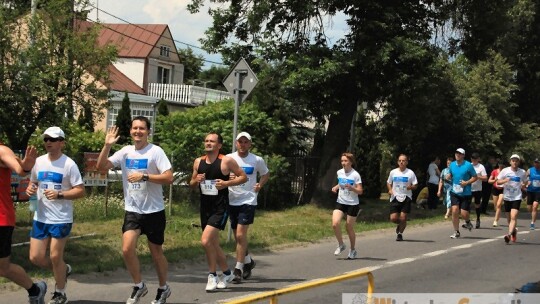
[160,45,170,57]
[157,66,170,84]
[107,103,155,129]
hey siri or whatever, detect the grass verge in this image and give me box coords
[2,193,445,285]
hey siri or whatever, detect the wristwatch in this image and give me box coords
[142,173,149,181]
[57,191,64,199]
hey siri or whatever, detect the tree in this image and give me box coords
[156,100,293,207]
[153,98,169,144]
[115,91,132,145]
[157,98,169,116]
[77,103,94,132]
[188,0,441,205]
[177,47,204,82]
[198,65,229,90]
[0,0,117,149]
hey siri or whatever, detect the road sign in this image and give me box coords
[223,58,258,103]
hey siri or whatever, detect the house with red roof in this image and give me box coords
[89,21,230,132]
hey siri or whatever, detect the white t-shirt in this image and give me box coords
[336,168,362,205]
[497,167,527,201]
[109,143,172,214]
[387,167,418,202]
[427,162,439,184]
[471,163,487,192]
[227,152,269,206]
[31,154,83,224]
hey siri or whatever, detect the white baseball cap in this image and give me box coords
[456,148,465,155]
[236,132,252,141]
[43,126,65,139]
[510,154,520,160]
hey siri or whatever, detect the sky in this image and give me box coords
[87,0,349,69]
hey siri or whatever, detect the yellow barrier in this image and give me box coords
[222,268,374,304]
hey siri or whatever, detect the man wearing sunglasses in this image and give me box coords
[25,126,85,304]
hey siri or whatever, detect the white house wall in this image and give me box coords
[113,58,146,88]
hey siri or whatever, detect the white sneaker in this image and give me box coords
[334,244,346,255]
[205,274,218,292]
[217,272,234,289]
[347,249,357,260]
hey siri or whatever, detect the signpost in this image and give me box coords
[223,58,258,241]
[223,58,258,152]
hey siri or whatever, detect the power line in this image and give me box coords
[85,2,225,66]
[85,17,224,66]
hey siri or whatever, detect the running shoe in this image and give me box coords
[126,283,148,304]
[493,221,498,227]
[450,231,460,239]
[232,268,242,284]
[531,223,535,230]
[475,220,480,229]
[466,221,473,231]
[396,233,403,241]
[48,292,67,304]
[334,244,346,256]
[205,274,218,292]
[347,249,357,260]
[242,259,256,279]
[28,281,47,304]
[151,285,171,304]
[504,234,510,244]
[511,228,518,242]
[217,272,234,289]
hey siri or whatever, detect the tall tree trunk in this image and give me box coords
[309,99,358,207]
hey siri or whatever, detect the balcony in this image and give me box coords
[148,83,231,105]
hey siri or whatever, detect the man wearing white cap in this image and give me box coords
[497,154,527,244]
[227,132,269,283]
[25,126,85,304]
[447,148,477,239]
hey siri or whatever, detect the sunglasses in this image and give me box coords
[43,137,63,142]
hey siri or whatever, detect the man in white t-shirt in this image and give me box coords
[97,117,173,304]
[387,154,418,241]
[497,154,527,244]
[227,132,269,283]
[25,127,85,304]
[469,153,487,229]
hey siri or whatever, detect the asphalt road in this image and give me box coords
[1,211,538,304]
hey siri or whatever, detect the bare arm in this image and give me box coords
[219,156,247,189]
[387,182,393,196]
[353,183,364,195]
[254,172,270,192]
[96,126,119,172]
[189,158,204,189]
[0,145,37,176]
[127,169,173,185]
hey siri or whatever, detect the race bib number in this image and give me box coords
[532,180,540,188]
[340,189,353,200]
[453,183,463,194]
[395,194,407,202]
[128,181,147,192]
[232,176,250,191]
[201,180,218,195]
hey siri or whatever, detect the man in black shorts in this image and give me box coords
[189,133,247,292]
[97,117,174,304]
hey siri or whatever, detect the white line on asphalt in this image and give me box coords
[219,230,537,303]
